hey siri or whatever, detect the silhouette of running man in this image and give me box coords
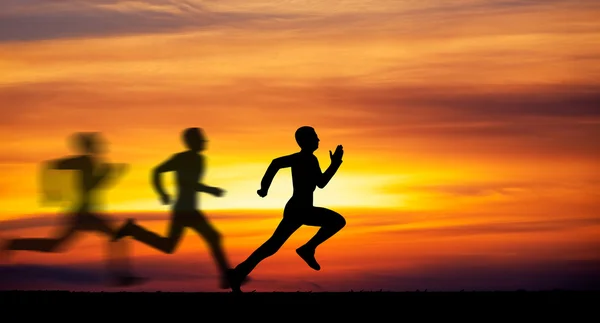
[1,132,142,287]
[229,126,346,291]
[113,127,239,290]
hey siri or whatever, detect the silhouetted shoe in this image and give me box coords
[220,270,251,290]
[226,268,247,293]
[296,246,320,271]
[111,274,148,287]
[112,218,135,242]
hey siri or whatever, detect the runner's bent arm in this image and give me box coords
[259,154,294,193]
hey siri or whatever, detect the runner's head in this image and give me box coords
[72,132,105,155]
[182,127,207,152]
[295,126,319,152]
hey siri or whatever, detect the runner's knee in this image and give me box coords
[165,240,178,254]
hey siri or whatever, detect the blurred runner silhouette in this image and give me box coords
[229,126,346,292]
[1,132,144,287]
[113,127,245,290]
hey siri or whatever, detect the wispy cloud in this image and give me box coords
[0,257,217,290]
[2,0,599,42]
[0,211,271,233]
[3,80,598,163]
[0,264,105,287]
[0,0,295,42]
[380,217,600,237]
[347,258,600,291]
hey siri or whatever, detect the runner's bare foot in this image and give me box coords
[296,246,321,271]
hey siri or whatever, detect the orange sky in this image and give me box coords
[0,0,599,291]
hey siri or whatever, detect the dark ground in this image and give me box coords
[1,290,597,318]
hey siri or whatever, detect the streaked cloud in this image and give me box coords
[2,0,599,42]
[379,217,600,237]
[346,259,600,291]
[0,0,295,42]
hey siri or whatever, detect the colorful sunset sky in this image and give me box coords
[1,0,599,292]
